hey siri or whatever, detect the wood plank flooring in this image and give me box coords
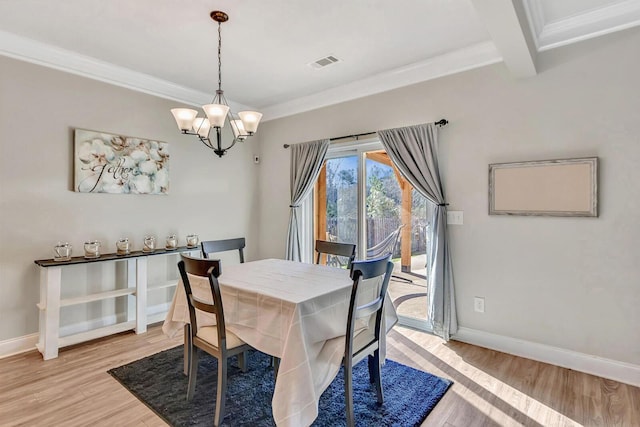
[1,324,638,426]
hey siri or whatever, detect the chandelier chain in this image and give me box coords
[217,22,222,92]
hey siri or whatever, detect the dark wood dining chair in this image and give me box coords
[315,239,356,268]
[343,254,394,427]
[178,254,252,427]
[201,237,246,263]
[201,238,284,375]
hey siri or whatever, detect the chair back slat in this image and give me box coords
[350,254,391,280]
[180,254,222,277]
[201,237,246,263]
[190,297,216,314]
[355,297,384,319]
[315,240,356,268]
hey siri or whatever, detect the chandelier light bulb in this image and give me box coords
[203,103,230,128]
[230,119,247,140]
[238,111,263,134]
[171,108,198,131]
[192,117,211,138]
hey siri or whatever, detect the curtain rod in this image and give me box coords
[283,119,448,148]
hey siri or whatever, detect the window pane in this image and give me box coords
[322,156,357,267]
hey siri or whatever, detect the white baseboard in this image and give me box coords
[0,333,38,359]
[453,326,640,388]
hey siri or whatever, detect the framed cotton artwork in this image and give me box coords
[74,129,170,194]
[489,157,598,217]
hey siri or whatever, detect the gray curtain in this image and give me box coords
[377,123,457,341]
[286,139,330,261]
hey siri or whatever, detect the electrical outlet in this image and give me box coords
[474,297,485,313]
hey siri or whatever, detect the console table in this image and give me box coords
[34,246,199,360]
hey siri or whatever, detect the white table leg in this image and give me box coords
[126,259,136,323]
[136,257,148,334]
[39,266,61,360]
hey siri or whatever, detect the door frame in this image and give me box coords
[321,138,382,259]
[311,138,435,332]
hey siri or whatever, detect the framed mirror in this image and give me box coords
[489,157,598,217]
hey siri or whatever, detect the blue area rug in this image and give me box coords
[108,347,451,426]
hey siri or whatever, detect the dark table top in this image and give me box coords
[34,246,199,267]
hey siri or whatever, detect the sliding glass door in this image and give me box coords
[313,140,433,330]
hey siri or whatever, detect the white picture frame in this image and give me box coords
[489,157,598,217]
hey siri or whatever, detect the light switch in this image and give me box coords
[447,211,463,225]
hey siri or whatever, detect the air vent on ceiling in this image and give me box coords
[308,55,341,69]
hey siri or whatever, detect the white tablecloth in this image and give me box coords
[162,258,397,427]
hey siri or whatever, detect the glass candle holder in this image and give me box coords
[143,235,156,252]
[116,238,130,255]
[54,242,72,261]
[84,240,101,258]
[186,234,199,248]
[166,234,177,250]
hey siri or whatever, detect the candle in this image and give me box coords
[116,238,130,255]
[143,236,156,252]
[186,234,199,247]
[84,241,101,258]
[54,242,72,261]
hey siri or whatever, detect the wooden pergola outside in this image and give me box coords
[314,150,415,273]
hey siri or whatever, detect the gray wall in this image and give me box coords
[0,56,260,341]
[255,28,640,365]
[1,25,638,367]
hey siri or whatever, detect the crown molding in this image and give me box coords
[260,41,502,121]
[521,0,546,50]
[0,30,500,122]
[524,0,640,52]
[0,30,235,108]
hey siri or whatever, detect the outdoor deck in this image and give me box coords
[388,254,429,322]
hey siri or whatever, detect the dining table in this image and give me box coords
[162,258,397,427]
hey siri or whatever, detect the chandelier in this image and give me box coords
[171,11,262,158]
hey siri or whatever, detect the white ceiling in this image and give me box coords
[0,0,638,120]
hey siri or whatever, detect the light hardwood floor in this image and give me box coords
[1,325,638,426]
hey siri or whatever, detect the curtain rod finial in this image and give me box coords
[435,119,448,127]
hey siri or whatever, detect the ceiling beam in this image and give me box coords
[471,0,537,77]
